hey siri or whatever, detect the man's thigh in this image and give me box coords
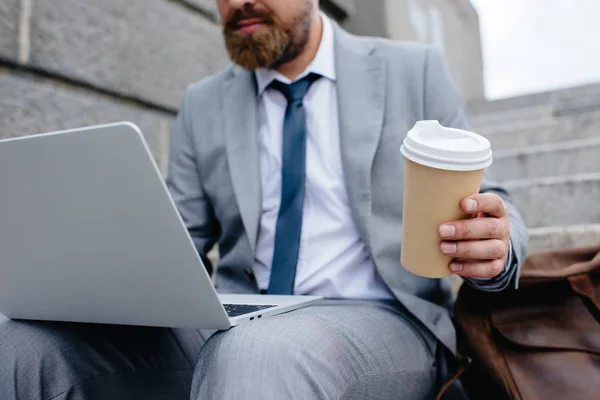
[192,300,440,400]
[0,314,210,400]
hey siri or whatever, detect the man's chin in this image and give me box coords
[225,44,286,71]
[230,56,273,71]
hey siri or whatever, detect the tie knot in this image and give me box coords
[269,73,321,103]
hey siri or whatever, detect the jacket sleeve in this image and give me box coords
[422,46,529,291]
[166,87,220,276]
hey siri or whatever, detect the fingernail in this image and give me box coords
[465,199,478,213]
[439,224,456,238]
[450,262,463,272]
[441,243,457,254]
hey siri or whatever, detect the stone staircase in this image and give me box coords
[468,82,600,254]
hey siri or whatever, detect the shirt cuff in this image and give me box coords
[463,239,518,292]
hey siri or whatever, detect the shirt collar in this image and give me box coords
[255,12,336,96]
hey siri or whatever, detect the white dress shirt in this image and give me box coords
[252,15,395,299]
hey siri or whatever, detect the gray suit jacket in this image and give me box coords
[166,25,528,353]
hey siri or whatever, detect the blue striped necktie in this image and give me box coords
[267,73,321,295]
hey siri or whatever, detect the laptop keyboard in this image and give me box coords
[223,304,277,318]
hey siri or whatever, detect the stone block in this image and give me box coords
[490,137,600,181]
[475,108,600,151]
[528,224,600,253]
[468,82,600,116]
[0,0,19,61]
[480,122,559,151]
[506,173,600,228]
[469,104,554,136]
[29,1,129,94]
[29,0,228,110]
[0,72,173,173]
[124,0,228,109]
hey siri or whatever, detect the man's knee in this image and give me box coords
[1,319,76,368]
[191,305,439,399]
[0,319,85,399]
[198,312,326,369]
[0,319,201,400]
[207,310,350,365]
[192,311,348,398]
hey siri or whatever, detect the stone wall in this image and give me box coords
[0,0,371,173]
[0,0,230,174]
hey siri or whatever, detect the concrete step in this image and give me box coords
[469,104,553,133]
[528,224,600,253]
[489,137,600,181]
[468,82,600,116]
[473,108,600,150]
[505,173,600,228]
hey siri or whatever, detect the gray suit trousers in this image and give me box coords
[0,300,457,400]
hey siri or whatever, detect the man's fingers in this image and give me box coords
[440,239,507,260]
[461,193,508,218]
[439,217,508,240]
[449,259,505,279]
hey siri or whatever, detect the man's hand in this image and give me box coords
[438,193,510,279]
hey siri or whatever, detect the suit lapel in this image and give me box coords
[223,67,261,254]
[334,25,386,245]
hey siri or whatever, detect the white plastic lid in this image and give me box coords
[400,120,493,171]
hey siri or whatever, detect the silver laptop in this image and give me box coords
[0,122,321,329]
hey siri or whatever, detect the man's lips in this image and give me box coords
[235,18,267,33]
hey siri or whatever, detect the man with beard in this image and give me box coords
[0,0,527,399]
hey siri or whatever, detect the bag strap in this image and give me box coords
[435,354,472,400]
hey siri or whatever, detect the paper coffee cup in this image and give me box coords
[400,120,493,278]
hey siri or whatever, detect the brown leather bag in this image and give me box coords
[448,245,600,400]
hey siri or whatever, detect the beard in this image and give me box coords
[222,2,313,70]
